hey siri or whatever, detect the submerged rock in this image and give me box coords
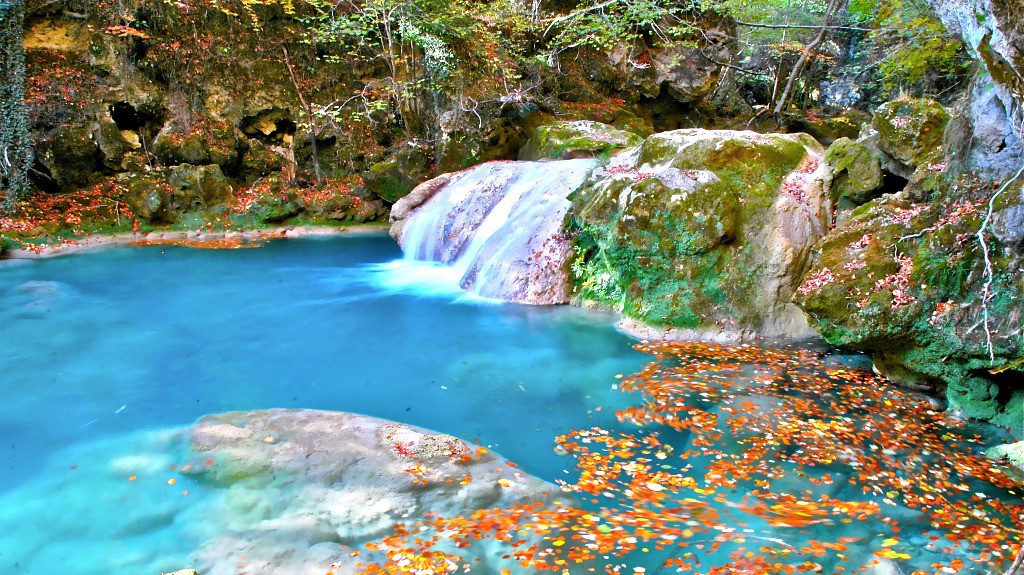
[183,409,563,575]
[570,129,831,340]
[518,120,642,161]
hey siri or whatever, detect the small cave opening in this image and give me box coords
[241,109,298,145]
[640,91,699,132]
[110,102,142,131]
[879,171,909,195]
[28,159,61,194]
[970,368,1024,406]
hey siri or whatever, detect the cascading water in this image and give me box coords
[394,159,598,304]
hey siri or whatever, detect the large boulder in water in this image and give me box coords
[569,129,832,340]
[390,159,598,304]
[794,178,1024,429]
[183,409,563,575]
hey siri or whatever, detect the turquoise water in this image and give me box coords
[0,234,1018,575]
[0,234,646,574]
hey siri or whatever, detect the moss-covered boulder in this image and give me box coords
[36,123,102,192]
[872,98,950,172]
[362,141,433,203]
[986,441,1024,478]
[795,178,1024,429]
[570,129,831,339]
[825,137,884,207]
[153,120,240,169]
[120,164,233,224]
[167,164,234,213]
[518,121,642,161]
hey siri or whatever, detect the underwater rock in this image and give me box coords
[391,159,598,304]
[518,120,642,161]
[570,129,831,339]
[183,409,563,575]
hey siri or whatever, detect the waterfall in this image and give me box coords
[394,159,598,304]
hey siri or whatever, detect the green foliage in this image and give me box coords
[861,0,970,98]
[1,0,34,213]
[546,0,702,54]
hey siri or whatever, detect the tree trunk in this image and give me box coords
[771,0,842,119]
[282,47,324,185]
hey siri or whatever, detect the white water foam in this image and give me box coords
[398,159,598,303]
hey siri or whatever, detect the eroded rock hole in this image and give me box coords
[241,108,297,145]
[879,171,909,195]
[969,368,1024,405]
[110,102,141,131]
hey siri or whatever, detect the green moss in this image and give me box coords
[570,129,823,334]
[796,177,1024,430]
[825,137,884,205]
[519,121,642,161]
[871,98,950,169]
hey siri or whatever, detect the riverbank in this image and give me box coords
[0,222,390,259]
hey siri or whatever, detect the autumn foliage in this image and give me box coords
[350,342,1023,575]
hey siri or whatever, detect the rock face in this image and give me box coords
[121,164,233,224]
[183,409,563,575]
[391,159,598,304]
[925,0,1023,180]
[794,181,1024,431]
[570,129,831,340]
[518,120,643,161]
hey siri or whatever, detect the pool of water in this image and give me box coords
[0,234,647,574]
[0,234,1018,575]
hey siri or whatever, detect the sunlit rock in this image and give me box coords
[184,409,564,575]
[518,120,642,161]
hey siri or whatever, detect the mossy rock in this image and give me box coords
[872,98,950,170]
[986,441,1024,479]
[362,142,433,203]
[94,117,138,171]
[167,164,234,213]
[153,121,240,169]
[570,129,830,338]
[519,121,642,161]
[787,110,870,146]
[37,123,102,192]
[120,172,174,223]
[825,137,884,206]
[795,178,1024,429]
